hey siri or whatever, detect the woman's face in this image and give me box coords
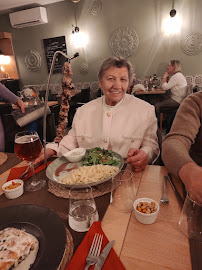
[99,66,129,106]
[167,62,175,74]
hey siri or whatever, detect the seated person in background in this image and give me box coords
[0,83,26,151]
[162,91,202,204]
[129,73,146,94]
[128,73,136,94]
[36,57,159,172]
[155,60,187,122]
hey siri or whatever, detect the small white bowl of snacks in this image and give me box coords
[133,198,159,225]
[2,179,24,199]
[63,148,86,163]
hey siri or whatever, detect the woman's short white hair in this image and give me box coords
[98,57,134,85]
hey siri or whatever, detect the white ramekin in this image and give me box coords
[133,197,160,225]
[2,179,24,199]
[63,148,86,163]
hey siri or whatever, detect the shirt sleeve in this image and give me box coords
[162,94,201,177]
[162,75,177,90]
[0,83,19,104]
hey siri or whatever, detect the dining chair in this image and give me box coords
[159,85,192,131]
[1,113,56,152]
[153,127,163,166]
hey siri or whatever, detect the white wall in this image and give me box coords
[0,0,201,87]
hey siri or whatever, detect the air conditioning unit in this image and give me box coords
[9,7,48,28]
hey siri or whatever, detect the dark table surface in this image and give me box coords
[0,153,110,252]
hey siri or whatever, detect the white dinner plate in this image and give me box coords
[46,149,124,189]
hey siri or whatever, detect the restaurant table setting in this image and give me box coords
[66,221,125,270]
[1,149,202,269]
[0,148,125,269]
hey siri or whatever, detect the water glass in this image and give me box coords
[110,170,136,212]
[179,191,202,241]
[68,186,99,232]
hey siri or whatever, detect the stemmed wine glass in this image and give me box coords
[14,130,46,192]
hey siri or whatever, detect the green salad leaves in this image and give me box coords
[82,147,119,166]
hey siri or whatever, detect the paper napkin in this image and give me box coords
[7,161,52,182]
[66,221,125,270]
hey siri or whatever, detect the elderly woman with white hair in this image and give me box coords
[36,57,159,172]
[155,60,187,122]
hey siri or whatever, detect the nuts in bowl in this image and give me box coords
[133,198,159,224]
[2,179,24,199]
[63,148,86,163]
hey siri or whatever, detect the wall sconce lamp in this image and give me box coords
[0,54,11,64]
[72,25,79,34]
[71,25,88,48]
[71,0,81,3]
[170,0,176,17]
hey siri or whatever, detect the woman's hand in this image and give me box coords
[127,148,148,172]
[34,148,56,165]
[163,72,169,78]
[17,99,26,113]
[179,162,202,204]
[162,72,169,83]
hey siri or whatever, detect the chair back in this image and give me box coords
[186,85,193,96]
[153,127,163,165]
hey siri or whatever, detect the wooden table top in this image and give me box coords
[0,101,58,108]
[102,164,192,270]
[135,89,166,95]
[0,153,110,254]
[0,155,198,269]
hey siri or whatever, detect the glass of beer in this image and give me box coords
[14,130,46,192]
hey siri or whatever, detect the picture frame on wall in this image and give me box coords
[43,36,67,74]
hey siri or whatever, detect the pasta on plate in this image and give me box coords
[58,164,119,185]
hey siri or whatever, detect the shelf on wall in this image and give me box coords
[0,32,19,79]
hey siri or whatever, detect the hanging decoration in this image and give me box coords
[110,27,139,58]
[54,61,75,143]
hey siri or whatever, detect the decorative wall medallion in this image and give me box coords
[110,27,139,58]
[181,33,202,56]
[83,83,91,89]
[25,50,41,71]
[186,76,194,86]
[91,0,102,16]
[80,63,88,74]
[194,75,202,86]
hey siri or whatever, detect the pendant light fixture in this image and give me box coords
[170,0,176,17]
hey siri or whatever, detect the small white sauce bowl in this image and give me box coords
[2,179,24,199]
[63,148,86,163]
[133,197,160,225]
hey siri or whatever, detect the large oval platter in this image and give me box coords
[46,149,124,188]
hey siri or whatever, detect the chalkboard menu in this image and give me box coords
[43,36,67,74]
